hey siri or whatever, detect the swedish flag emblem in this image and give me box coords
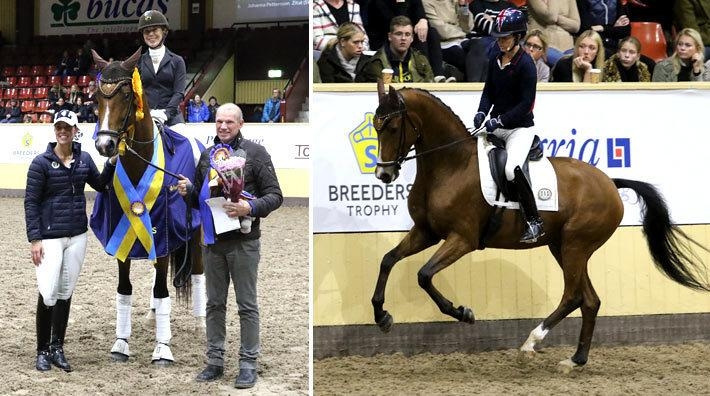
[349,113,379,174]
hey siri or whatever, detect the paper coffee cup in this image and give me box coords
[382,68,394,84]
[589,68,601,83]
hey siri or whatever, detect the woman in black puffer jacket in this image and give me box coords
[24,110,117,373]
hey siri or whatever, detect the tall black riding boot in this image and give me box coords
[36,294,53,371]
[513,166,545,243]
[50,297,72,372]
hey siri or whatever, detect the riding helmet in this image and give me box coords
[490,8,527,37]
[138,9,169,31]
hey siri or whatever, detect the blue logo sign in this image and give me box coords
[607,138,631,168]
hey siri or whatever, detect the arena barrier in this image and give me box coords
[313,82,710,358]
[0,122,310,200]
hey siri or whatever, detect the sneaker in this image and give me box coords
[445,76,457,83]
[433,75,446,83]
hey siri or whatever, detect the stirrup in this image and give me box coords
[520,220,544,243]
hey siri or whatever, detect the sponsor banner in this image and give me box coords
[0,123,309,170]
[313,89,710,233]
[38,0,181,36]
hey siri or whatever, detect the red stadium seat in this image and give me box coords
[5,76,17,86]
[46,65,58,76]
[39,113,53,123]
[15,65,31,76]
[17,76,31,87]
[77,75,92,87]
[35,99,50,112]
[33,87,48,99]
[48,75,62,86]
[18,87,33,100]
[2,88,18,100]
[21,100,35,113]
[2,66,16,77]
[30,65,46,76]
[630,22,668,63]
[32,75,47,87]
[62,75,77,87]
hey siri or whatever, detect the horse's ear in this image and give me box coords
[120,48,143,70]
[387,84,399,107]
[91,49,109,70]
[377,78,386,104]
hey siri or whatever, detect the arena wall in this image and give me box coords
[313,83,710,357]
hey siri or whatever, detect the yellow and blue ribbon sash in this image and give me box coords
[106,127,164,261]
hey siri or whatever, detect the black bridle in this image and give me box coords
[374,97,484,170]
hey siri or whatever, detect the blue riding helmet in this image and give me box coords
[491,8,527,38]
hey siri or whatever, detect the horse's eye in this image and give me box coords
[373,116,385,131]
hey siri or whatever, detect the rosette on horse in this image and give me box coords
[88,48,205,366]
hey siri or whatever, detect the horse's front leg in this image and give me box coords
[151,257,174,366]
[417,233,475,323]
[372,225,438,332]
[111,259,132,362]
[189,233,207,333]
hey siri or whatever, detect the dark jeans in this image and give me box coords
[413,27,445,76]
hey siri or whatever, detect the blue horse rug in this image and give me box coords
[90,126,203,261]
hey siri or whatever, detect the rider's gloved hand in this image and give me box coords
[150,109,168,124]
[474,111,486,129]
[485,117,503,132]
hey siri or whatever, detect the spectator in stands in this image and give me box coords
[55,50,75,77]
[48,97,70,115]
[72,48,89,76]
[317,22,380,82]
[367,0,450,82]
[422,0,480,82]
[370,16,434,82]
[68,84,83,106]
[652,28,709,82]
[48,83,65,105]
[72,97,94,123]
[576,0,630,56]
[137,10,186,126]
[261,89,282,123]
[187,94,210,123]
[523,30,551,82]
[313,0,369,58]
[526,0,580,67]
[84,81,97,108]
[0,105,5,120]
[207,96,219,122]
[0,100,22,123]
[23,114,33,123]
[674,0,710,61]
[551,29,605,81]
[247,106,263,123]
[602,36,651,82]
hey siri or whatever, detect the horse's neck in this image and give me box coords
[124,116,156,185]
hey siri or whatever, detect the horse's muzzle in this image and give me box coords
[375,165,399,184]
[95,133,118,157]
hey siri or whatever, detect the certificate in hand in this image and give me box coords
[205,197,240,234]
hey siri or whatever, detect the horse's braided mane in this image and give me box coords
[402,87,468,132]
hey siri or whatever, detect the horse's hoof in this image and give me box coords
[457,306,475,324]
[517,350,537,364]
[111,352,129,363]
[557,358,583,374]
[376,312,393,333]
[152,358,173,367]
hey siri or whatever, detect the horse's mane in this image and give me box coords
[401,88,468,133]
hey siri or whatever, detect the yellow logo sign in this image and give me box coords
[348,113,378,174]
[22,132,32,148]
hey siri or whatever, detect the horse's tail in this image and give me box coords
[614,178,710,292]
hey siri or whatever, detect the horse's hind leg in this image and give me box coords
[189,234,207,333]
[151,258,174,366]
[112,259,132,362]
[372,225,438,332]
[417,234,475,323]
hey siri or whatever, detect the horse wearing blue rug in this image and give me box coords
[89,49,204,365]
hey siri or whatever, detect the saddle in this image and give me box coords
[486,134,543,202]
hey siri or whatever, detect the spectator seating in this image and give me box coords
[5,76,17,86]
[46,65,57,76]
[18,87,33,100]
[32,75,47,87]
[2,66,16,77]
[62,75,77,86]
[35,99,50,112]
[21,99,35,113]
[17,76,31,87]
[630,22,667,63]
[31,65,46,76]
[15,65,30,76]
[39,113,53,123]
[2,88,18,100]
[48,75,62,86]
[77,75,92,87]
[33,87,48,99]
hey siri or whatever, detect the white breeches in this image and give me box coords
[35,232,88,306]
[490,126,535,181]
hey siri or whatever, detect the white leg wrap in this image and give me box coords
[152,342,174,362]
[115,293,132,340]
[520,322,549,352]
[191,274,206,317]
[154,297,172,345]
[111,338,130,357]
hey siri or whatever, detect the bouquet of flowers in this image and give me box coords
[210,145,254,233]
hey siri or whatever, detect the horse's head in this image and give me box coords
[373,80,414,183]
[91,48,144,157]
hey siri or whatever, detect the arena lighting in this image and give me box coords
[268,69,283,78]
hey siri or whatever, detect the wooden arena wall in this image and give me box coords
[313,83,710,357]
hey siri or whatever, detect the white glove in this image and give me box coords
[150,109,168,124]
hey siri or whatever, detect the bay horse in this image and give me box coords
[89,49,204,365]
[371,82,710,370]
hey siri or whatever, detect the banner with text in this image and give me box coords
[313,89,710,233]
